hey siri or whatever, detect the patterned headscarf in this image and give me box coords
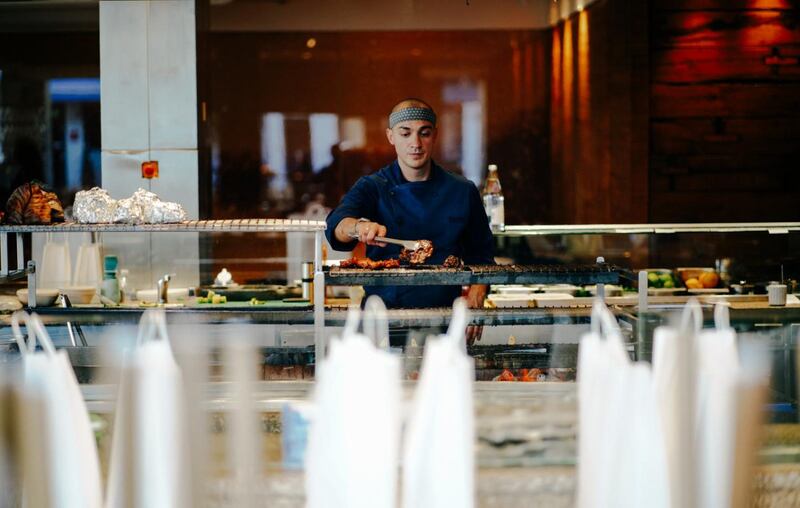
[388,107,437,129]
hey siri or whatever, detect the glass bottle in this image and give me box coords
[101,255,121,304]
[482,164,505,232]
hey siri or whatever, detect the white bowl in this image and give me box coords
[60,286,97,305]
[16,288,60,307]
[136,287,190,304]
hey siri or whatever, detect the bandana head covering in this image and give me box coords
[388,107,437,129]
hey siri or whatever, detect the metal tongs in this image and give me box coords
[375,236,422,251]
[349,230,422,251]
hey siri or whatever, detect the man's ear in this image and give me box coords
[386,127,395,146]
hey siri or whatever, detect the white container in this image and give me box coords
[768,284,787,306]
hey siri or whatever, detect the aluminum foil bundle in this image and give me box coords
[147,200,187,223]
[132,188,187,224]
[73,187,117,223]
[112,197,143,224]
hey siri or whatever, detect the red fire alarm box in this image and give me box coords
[142,160,159,179]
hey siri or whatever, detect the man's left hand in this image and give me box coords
[465,284,487,346]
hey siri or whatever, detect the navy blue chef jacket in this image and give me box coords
[326,160,495,308]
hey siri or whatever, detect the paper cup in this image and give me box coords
[767,284,787,306]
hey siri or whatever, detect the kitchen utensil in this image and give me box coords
[375,236,421,250]
[349,230,421,250]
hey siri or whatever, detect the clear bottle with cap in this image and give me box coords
[482,164,505,232]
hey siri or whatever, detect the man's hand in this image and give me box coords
[334,218,388,247]
[355,220,388,247]
[465,284,487,346]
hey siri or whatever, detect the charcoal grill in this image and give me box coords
[326,263,621,286]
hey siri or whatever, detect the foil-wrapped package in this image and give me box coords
[72,187,187,224]
[112,197,143,224]
[147,200,187,223]
[73,187,117,223]
[132,188,187,224]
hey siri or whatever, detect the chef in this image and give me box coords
[326,98,495,316]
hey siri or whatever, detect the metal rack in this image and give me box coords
[19,305,599,328]
[0,218,326,234]
[0,219,328,361]
[499,222,800,236]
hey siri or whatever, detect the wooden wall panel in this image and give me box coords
[548,0,649,224]
[653,0,797,9]
[650,0,800,222]
[651,83,800,117]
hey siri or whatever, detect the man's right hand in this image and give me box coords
[335,217,388,247]
[355,220,388,246]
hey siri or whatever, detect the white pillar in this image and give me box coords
[98,0,199,292]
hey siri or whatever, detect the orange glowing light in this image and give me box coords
[562,19,574,124]
[578,10,590,121]
[551,26,562,106]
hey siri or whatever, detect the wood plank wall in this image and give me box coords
[650,0,800,222]
[549,0,649,224]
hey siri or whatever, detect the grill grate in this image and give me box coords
[326,263,621,286]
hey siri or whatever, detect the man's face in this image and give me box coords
[386,120,437,172]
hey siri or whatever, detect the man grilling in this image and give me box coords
[326,98,494,315]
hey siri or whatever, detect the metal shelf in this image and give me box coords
[498,222,800,236]
[325,264,620,286]
[0,218,326,234]
[11,305,598,328]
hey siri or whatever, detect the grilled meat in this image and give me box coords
[4,181,65,225]
[442,255,463,268]
[400,239,434,265]
[339,257,400,270]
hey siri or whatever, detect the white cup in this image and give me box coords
[39,241,71,289]
[767,284,787,306]
[73,243,103,289]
